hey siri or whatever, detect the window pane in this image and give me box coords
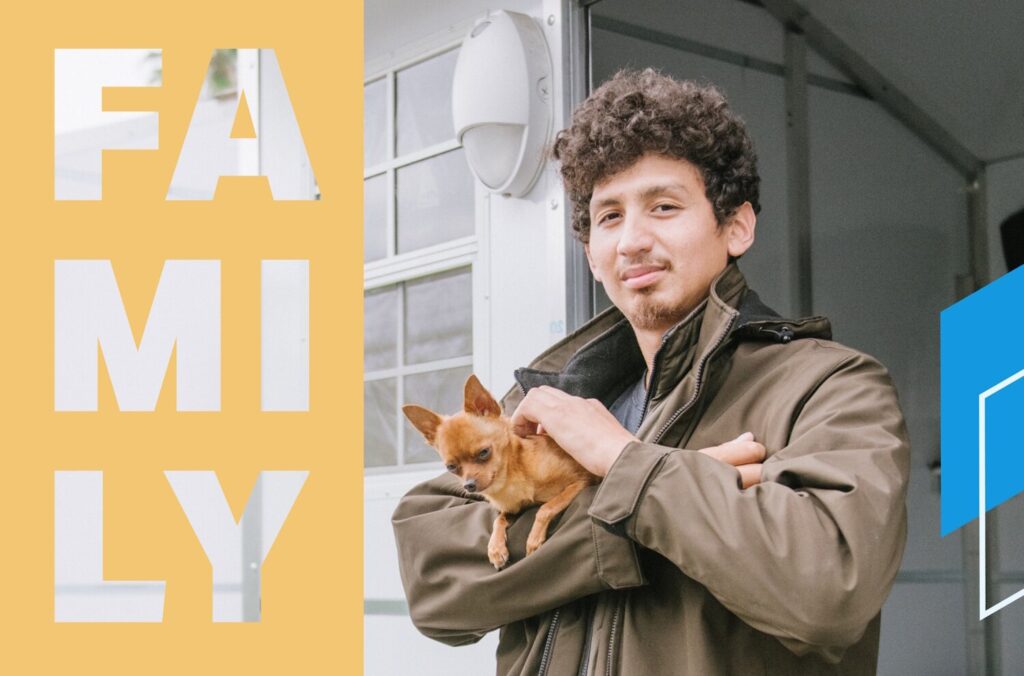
[396,149,475,253]
[364,285,398,371]
[364,174,388,262]
[365,379,397,467]
[364,78,387,168]
[403,366,473,464]
[396,49,458,156]
[404,268,472,365]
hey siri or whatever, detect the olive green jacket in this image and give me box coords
[392,264,910,675]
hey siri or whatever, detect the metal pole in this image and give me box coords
[967,168,990,293]
[783,28,813,317]
[962,521,985,676]
[563,0,596,330]
[966,166,999,675]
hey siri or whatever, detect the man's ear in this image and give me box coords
[464,374,502,417]
[726,202,756,258]
[583,243,602,282]
[402,405,443,445]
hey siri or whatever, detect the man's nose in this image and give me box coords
[616,212,654,257]
[463,479,477,492]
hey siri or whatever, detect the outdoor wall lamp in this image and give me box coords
[452,10,553,198]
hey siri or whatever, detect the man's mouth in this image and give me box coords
[621,265,665,289]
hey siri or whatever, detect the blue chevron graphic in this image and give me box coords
[941,265,1024,536]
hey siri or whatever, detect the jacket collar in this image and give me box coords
[511,264,831,410]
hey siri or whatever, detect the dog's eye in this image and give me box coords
[478,448,491,461]
[445,463,457,473]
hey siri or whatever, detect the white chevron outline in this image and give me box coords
[979,367,1024,618]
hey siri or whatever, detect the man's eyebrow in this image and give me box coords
[638,183,691,201]
[590,183,691,211]
[591,183,692,211]
[590,195,622,211]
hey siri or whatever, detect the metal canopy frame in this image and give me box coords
[757,0,980,177]
[756,0,990,297]
[591,15,866,99]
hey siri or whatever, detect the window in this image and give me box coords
[363,45,481,471]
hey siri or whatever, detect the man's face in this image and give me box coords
[585,153,755,333]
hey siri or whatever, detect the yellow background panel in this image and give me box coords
[0,1,362,673]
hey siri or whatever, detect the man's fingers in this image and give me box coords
[537,385,575,400]
[514,420,539,437]
[699,433,766,466]
[737,463,763,489]
[510,388,561,437]
[509,402,537,437]
[510,404,539,436]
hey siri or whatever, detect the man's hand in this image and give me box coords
[510,386,635,477]
[698,432,765,488]
[510,387,767,487]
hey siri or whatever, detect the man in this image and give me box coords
[393,69,909,675]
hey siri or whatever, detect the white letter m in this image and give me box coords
[55,260,220,411]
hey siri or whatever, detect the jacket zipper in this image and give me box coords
[576,598,595,676]
[537,609,561,676]
[653,314,736,443]
[637,325,674,425]
[605,598,621,676]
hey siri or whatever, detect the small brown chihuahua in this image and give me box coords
[403,374,599,569]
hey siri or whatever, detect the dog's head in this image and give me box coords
[402,374,512,494]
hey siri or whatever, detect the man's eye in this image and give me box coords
[597,211,620,225]
[446,464,457,473]
[654,203,678,213]
[478,448,491,461]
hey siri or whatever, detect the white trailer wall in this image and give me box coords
[364,2,571,673]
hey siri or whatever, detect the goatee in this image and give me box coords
[624,290,690,330]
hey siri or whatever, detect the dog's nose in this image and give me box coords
[464,479,477,492]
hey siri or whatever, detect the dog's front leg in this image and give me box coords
[526,481,589,555]
[488,512,511,569]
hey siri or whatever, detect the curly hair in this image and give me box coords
[551,69,761,242]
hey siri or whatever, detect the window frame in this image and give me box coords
[363,35,491,476]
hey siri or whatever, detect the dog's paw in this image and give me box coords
[488,543,510,570]
[525,530,547,556]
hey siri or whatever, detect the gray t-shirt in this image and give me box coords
[609,372,648,435]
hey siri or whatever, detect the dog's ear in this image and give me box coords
[464,374,501,418]
[402,405,443,445]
